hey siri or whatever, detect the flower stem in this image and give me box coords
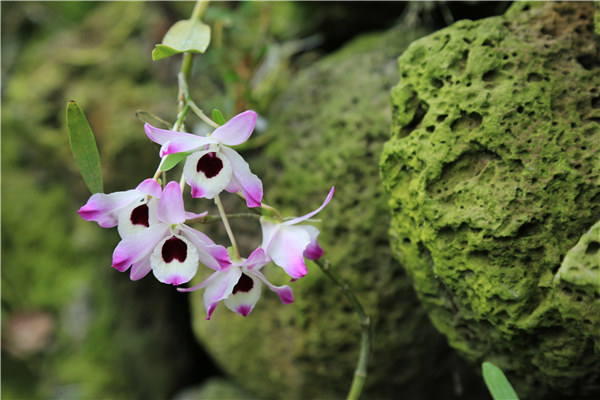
[214,195,240,258]
[314,258,371,400]
[260,201,283,222]
[189,100,220,128]
[189,213,260,223]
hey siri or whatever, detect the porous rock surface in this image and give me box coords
[189,25,484,400]
[380,2,600,398]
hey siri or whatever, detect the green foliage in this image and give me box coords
[212,108,226,125]
[161,152,191,172]
[66,101,103,194]
[152,19,211,61]
[482,362,519,400]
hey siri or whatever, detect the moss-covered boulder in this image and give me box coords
[188,25,487,400]
[380,2,600,398]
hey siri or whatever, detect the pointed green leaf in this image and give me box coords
[161,152,192,172]
[152,19,211,61]
[482,362,519,400]
[66,101,103,194]
[212,109,226,125]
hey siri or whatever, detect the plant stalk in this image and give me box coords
[315,258,371,400]
[214,195,240,259]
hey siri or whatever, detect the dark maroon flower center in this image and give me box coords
[161,236,187,263]
[130,204,149,227]
[232,273,254,294]
[197,152,223,178]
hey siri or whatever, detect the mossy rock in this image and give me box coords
[189,25,486,400]
[380,2,600,398]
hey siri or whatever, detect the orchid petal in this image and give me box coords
[283,187,335,226]
[180,225,231,270]
[260,217,280,251]
[299,225,324,260]
[183,150,233,199]
[135,178,163,198]
[78,190,143,228]
[185,210,208,221]
[268,225,311,279]
[177,272,216,293]
[112,224,169,272]
[157,181,186,224]
[223,272,262,316]
[253,270,294,304]
[220,147,262,207]
[245,248,269,270]
[210,110,257,146]
[129,253,152,281]
[144,123,215,157]
[203,268,242,319]
[151,234,199,285]
[225,179,240,194]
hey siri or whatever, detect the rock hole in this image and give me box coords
[527,73,543,82]
[517,221,542,237]
[482,69,498,82]
[541,25,556,36]
[432,78,444,88]
[427,149,500,197]
[576,54,600,70]
[451,112,483,132]
[401,98,429,137]
[591,97,600,109]
[586,241,600,255]
[437,114,448,123]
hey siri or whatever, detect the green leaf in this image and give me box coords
[161,152,191,172]
[66,101,103,194]
[152,19,211,61]
[212,109,226,125]
[482,362,519,400]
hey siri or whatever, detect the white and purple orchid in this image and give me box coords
[260,187,334,280]
[81,180,230,283]
[179,248,293,319]
[79,178,163,238]
[144,110,263,208]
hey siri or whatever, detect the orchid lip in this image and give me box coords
[130,203,150,227]
[232,273,254,294]
[161,236,188,263]
[197,152,224,178]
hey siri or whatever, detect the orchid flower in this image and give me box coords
[78,178,163,238]
[144,110,263,207]
[178,248,293,319]
[260,187,334,280]
[108,181,229,284]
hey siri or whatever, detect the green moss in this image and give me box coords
[381,2,600,398]
[188,24,486,400]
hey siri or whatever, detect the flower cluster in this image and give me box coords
[79,111,333,319]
